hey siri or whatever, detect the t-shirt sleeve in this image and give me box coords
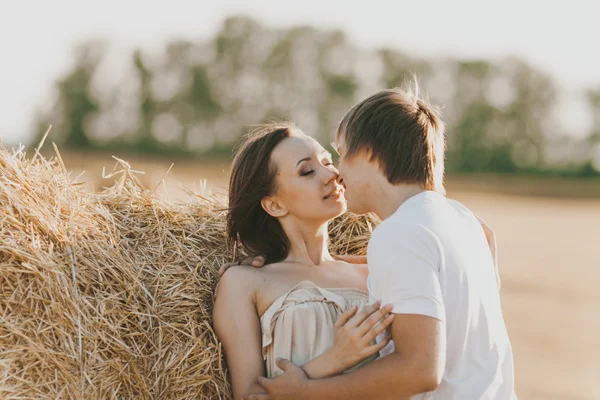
[367,222,445,322]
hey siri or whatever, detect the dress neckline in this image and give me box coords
[259,280,369,319]
[291,280,368,296]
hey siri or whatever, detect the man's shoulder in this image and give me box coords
[445,197,473,214]
[370,218,413,244]
[369,217,440,258]
[408,193,478,228]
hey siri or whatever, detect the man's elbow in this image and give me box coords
[414,363,443,392]
[419,371,442,392]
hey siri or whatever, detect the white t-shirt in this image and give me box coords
[367,191,517,400]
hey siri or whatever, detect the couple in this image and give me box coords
[213,83,516,399]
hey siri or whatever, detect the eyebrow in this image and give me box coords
[296,150,332,167]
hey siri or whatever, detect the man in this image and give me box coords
[229,83,516,399]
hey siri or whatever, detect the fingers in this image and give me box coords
[367,332,392,355]
[218,262,235,277]
[257,376,271,387]
[475,215,501,291]
[239,256,254,266]
[363,312,394,343]
[219,255,266,277]
[242,393,269,400]
[346,300,381,328]
[244,377,272,400]
[275,357,294,372]
[357,303,393,336]
[252,255,266,268]
[334,305,358,329]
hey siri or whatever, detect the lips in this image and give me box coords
[323,187,344,200]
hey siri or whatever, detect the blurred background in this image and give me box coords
[2,1,599,399]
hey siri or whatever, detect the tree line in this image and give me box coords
[36,16,600,177]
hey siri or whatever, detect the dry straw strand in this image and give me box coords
[0,139,378,399]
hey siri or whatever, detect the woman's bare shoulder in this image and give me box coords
[217,262,286,294]
[217,265,262,298]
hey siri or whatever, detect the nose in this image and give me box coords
[322,165,338,185]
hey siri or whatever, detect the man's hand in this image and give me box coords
[218,255,267,276]
[242,358,309,400]
[216,254,367,297]
[214,255,266,297]
[474,215,500,290]
[219,253,367,277]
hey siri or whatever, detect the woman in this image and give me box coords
[213,122,394,399]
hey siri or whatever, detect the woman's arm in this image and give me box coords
[213,267,265,399]
[301,302,394,378]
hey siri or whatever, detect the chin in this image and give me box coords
[325,202,347,221]
[337,201,348,215]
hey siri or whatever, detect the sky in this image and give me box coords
[1,0,598,145]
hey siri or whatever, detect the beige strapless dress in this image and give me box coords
[260,280,378,378]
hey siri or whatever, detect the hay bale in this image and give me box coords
[0,141,378,399]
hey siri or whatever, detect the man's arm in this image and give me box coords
[303,313,446,399]
[247,313,445,400]
[310,223,447,398]
[246,223,447,400]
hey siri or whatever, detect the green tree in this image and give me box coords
[587,88,600,142]
[34,15,594,178]
[133,49,160,151]
[37,41,105,148]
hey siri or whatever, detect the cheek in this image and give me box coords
[285,179,321,205]
[343,165,358,186]
[337,160,347,177]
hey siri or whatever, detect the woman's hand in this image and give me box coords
[328,301,395,371]
[300,301,394,379]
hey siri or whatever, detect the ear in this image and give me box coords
[359,146,374,162]
[261,196,288,218]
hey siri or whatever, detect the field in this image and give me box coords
[56,150,600,400]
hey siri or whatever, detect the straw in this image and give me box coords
[0,139,378,399]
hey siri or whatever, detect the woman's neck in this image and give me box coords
[280,219,333,267]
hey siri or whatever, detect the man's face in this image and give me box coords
[334,135,377,215]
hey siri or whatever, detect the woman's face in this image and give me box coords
[266,133,346,223]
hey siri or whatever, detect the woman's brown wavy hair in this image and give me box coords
[227,122,297,263]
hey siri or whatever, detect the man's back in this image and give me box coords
[367,191,516,399]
